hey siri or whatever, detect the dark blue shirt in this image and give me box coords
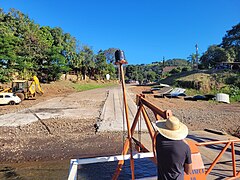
[156,133,192,180]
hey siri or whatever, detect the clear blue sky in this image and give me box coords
[1,0,240,64]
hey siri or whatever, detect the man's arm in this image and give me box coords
[183,139,192,174]
[184,163,192,174]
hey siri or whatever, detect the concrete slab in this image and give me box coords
[0,88,107,127]
[99,85,148,132]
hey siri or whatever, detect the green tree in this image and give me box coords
[104,48,118,63]
[0,9,20,70]
[138,73,144,84]
[125,65,140,81]
[78,46,95,80]
[221,23,240,62]
[106,63,116,79]
[187,53,200,68]
[63,32,77,65]
[147,71,157,82]
[95,50,107,80]
[200,45,230,68]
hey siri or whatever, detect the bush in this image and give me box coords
[0,69,12,83]
[225,73,240,87]
[169,68,181,74]
[181,67,190,72]
[220,85,240,102]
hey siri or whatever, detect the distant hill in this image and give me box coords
[160,70,240,96]
[163,59,189,66]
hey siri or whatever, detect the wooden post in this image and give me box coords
[119,63,135,180]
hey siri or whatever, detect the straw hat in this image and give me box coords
[156,116,188,140]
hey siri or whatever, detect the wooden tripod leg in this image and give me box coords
[112,139,130,180]
[141,107,158,163]
[112,105,143,180]
[141,107,155,139]
[129,139,135,180]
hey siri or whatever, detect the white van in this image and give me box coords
[0,93,22,105]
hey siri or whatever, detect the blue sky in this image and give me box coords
[1,0,240,64]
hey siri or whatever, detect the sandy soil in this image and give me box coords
[0,82,239,166]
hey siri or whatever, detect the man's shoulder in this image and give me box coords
[167,139,190,153]
[157,134,190,149]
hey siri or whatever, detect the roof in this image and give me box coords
[162,66,176,74]
[221,62,240,64]
[12,80,27,83]
[0,92,14,96]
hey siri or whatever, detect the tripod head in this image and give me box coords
[115,49,128,65]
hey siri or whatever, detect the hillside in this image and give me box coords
[159,70,240,101]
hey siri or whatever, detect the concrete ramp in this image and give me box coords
[99,85,148,132]
[0,88,107,127]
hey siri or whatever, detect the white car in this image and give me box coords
[0,93,22,105]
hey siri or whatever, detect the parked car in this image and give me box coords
[0,93,21,105]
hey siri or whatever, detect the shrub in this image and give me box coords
[181,67,190,72]
[220,85,240,102]
[225,73,240,87]
[169,68,181,74]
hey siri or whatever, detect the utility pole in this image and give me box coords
[195,44,198,70]
[163,56,165,67]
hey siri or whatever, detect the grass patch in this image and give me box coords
[185,86,240,103]
[185,89,202,96]
[72,81,117,92]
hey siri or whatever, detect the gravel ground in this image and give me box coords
[0,82,239,165]
[0,82,123,165]
[129,85,240,136]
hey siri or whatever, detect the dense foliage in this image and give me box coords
[200,23,240,68]
[125,59,190,84]
[0,8,116,83]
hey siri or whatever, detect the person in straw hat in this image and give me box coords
[155,116,192,180]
